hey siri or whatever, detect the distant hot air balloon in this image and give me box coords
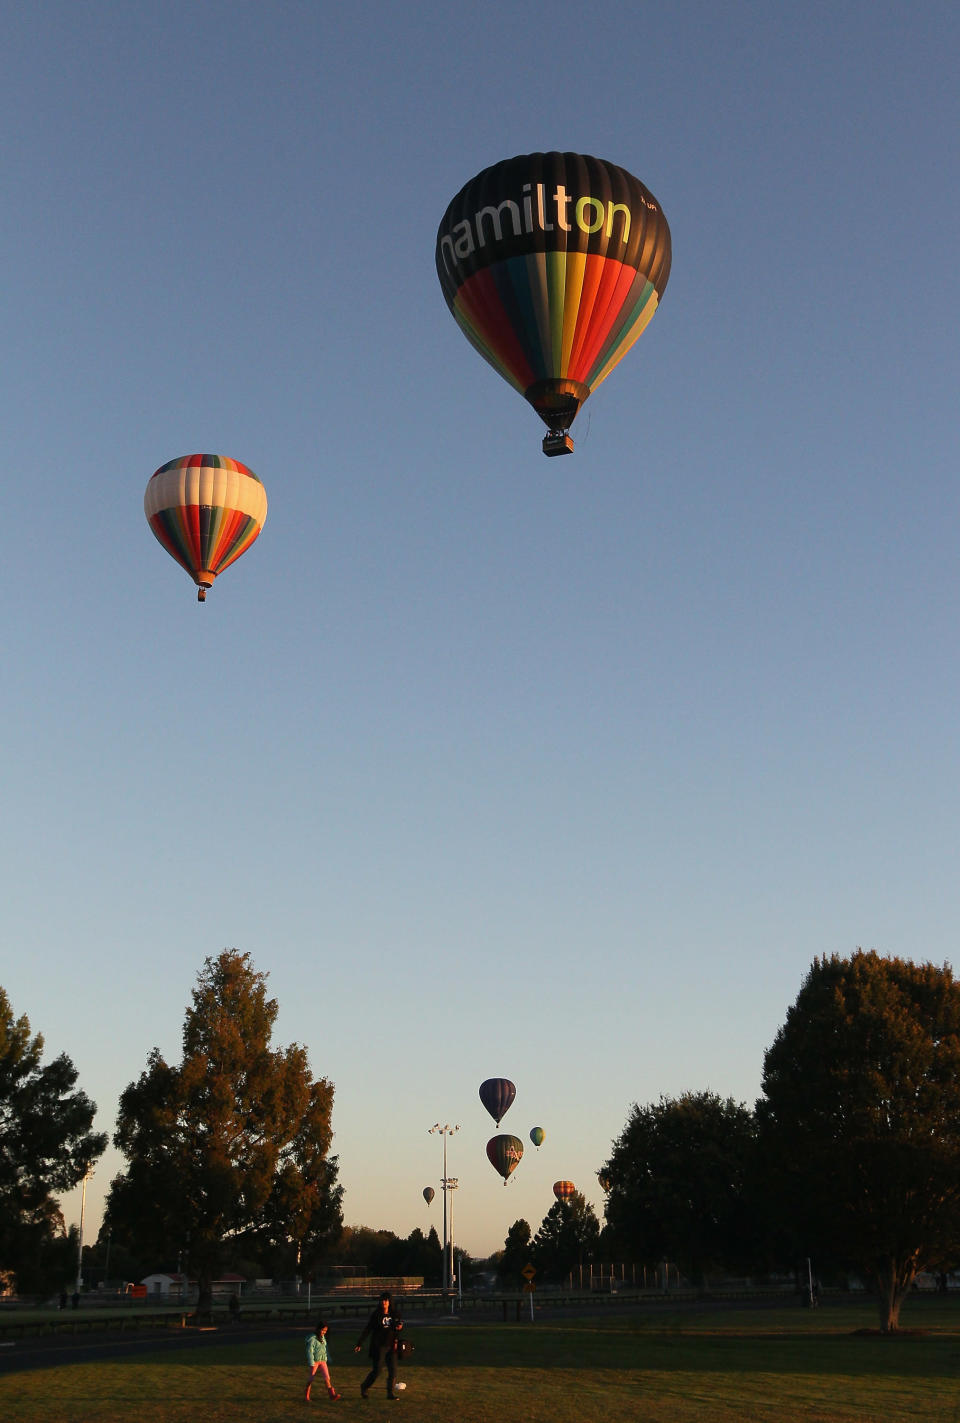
[530,1127,545,1149]
[436,152,671,456]
[423,1187,435,1207]
[553,1180,576,1201]
[479,1078,516,1126]
[144,453,267,602]
[487,1135,524,1184]
[597,1172,611,1194]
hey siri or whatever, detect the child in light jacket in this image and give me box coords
[305,1321,342,1402]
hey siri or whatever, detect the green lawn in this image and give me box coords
[4,1300,960,1422]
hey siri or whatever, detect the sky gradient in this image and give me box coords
[2,0,958,1260]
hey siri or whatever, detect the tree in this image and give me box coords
[106,951,342,1319]
[497,1218,532,1287]
[600,1091,758,1285]
[758,951,960,1332]
[0,988,107,1294]
[532,1193,600,1283]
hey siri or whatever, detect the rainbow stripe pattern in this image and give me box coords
[451,250,661,402]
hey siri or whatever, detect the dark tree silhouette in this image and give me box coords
[759,951,960,1331]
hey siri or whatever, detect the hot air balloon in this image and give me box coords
[423,1187,435,1207]
[597,1172,611,1194]
[487,1135,524,1184]
[144,453,267,602]
[479,1078,516,1126]
[530,1127,545,1150]
[553,1180,576,1201]
[436,152,671,456]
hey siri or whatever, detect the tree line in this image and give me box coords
[4,948,960,1330]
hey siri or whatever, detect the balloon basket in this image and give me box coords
[542,432,574,457]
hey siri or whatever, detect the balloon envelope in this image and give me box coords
[530,1126,545,1149]
[145,453,267,601]
[423,1187,435,1206]
[436,152,671,452]
[486,1134,524,1183]
[553,1180,576,1201]
[597,1172,611,1193]
[479,1078,516,1126]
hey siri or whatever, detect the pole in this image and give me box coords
[76,1168,92,1293]
[448,1179,459,1314]
[428,1123,459,1298]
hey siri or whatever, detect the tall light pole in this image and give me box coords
[428,1123,459,1294]
[76,1167,93,1294]
[446,1175,459,1313]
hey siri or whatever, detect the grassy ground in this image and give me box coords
[4,1300,960,1422]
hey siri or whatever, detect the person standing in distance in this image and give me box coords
[355,1292,403,1400]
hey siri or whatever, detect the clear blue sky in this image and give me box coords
[2,0,958,1260]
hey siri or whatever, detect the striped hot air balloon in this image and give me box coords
[144,454,267,602]
[553,1180,576,1201]
[436,152,671,456]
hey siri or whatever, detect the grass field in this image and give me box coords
[4,1300,960,1422]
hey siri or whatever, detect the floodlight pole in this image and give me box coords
[428,1123,459,1295]
[447,1177,459,1314]
[76,1167,93,1294]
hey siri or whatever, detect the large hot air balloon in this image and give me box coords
[423,1187,435,1207]
[436,152,671,456]
[553,1180,576,1201]
[530,1127,545,1150]
[487,1135,524,1184]
[479,1078,516,1126]
[144,454,267,602]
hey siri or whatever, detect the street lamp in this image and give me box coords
[428,1123,459,1294]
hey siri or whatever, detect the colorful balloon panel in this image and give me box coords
[553,1180,576,1201]
[436,152,671,440]
[145,454,267,599]
[479,1078,516,1126]
[487,1134,524,1183]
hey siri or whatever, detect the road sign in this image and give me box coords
[522,1281,536,1293]
[521,1263,536,1280]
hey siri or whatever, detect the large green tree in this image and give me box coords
[0,988,107,1294]
[601,1091,758,1285]
[759,950,960,1332]
[106,951,342,1319]
[532,1192,600,1283]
